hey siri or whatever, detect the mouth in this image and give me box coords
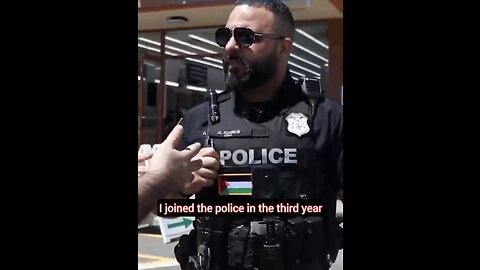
[228,58,243,65]
[226,59,246,75]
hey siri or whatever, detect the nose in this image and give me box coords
[224,33,239,55]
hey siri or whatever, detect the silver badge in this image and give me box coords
[286,112,310,137]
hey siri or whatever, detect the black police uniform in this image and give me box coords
[175,72,343,270]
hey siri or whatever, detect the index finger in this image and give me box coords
[162,124,184,148]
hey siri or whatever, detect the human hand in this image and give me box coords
[138,153,152,175]
[142,125,203,194]
[181,147,220,195]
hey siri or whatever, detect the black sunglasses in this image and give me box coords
[215,27,285,48]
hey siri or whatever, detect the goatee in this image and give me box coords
[223,49,277,93]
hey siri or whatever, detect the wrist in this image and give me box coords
[140,172,176,198]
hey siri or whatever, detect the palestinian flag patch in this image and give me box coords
[217,173,252,196]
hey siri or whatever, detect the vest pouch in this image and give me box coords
[284,216,306,264]
[251,165,280,199]
[276,169,303,199]
[300,216,324,263]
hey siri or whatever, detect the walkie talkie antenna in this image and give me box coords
[205,88,220,147]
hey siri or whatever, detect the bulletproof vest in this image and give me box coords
[180,87,338,270]
[199,92,328,202]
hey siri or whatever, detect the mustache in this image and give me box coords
[223,55,248,65]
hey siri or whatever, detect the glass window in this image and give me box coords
[138,22,331,143]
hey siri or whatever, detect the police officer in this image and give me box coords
[174,1,343,269]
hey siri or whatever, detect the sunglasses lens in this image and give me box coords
[215,28,231,47]
[234,28,255,47]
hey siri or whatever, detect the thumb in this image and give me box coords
[163,124,184,148]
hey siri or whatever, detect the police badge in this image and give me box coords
[286,112,310,137]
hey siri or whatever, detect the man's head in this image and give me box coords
[218,0,294,95]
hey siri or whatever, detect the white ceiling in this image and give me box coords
[138,0,341,88]
[138,22,330,82]
[138,0,342,31]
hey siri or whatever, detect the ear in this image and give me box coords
[279,37,293,55]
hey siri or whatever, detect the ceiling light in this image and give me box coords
[185,57,223,69]
[166,16,188,23]
[295,29,329,49]
[288,61,321,76]
[165,45,196,55]
[203,57,223,64]
[293,42,328,62]
[289,69,306,77]
[138,44,160,53]
[290,53,321,69]
[166,36,217,54]
[188,34,221,48]
[138,37,161,47]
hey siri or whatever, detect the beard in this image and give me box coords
[223,49,278,93]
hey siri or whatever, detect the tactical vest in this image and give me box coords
[201,93,327,201]
[175,88,338,270]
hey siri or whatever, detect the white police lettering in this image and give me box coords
[262,149,268,163]
[248,149,262,165]
[284,148,297,164]
[268,148,283,164]
[219,151,232,165]
[219,148,297,165]
[232,150,248,164]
